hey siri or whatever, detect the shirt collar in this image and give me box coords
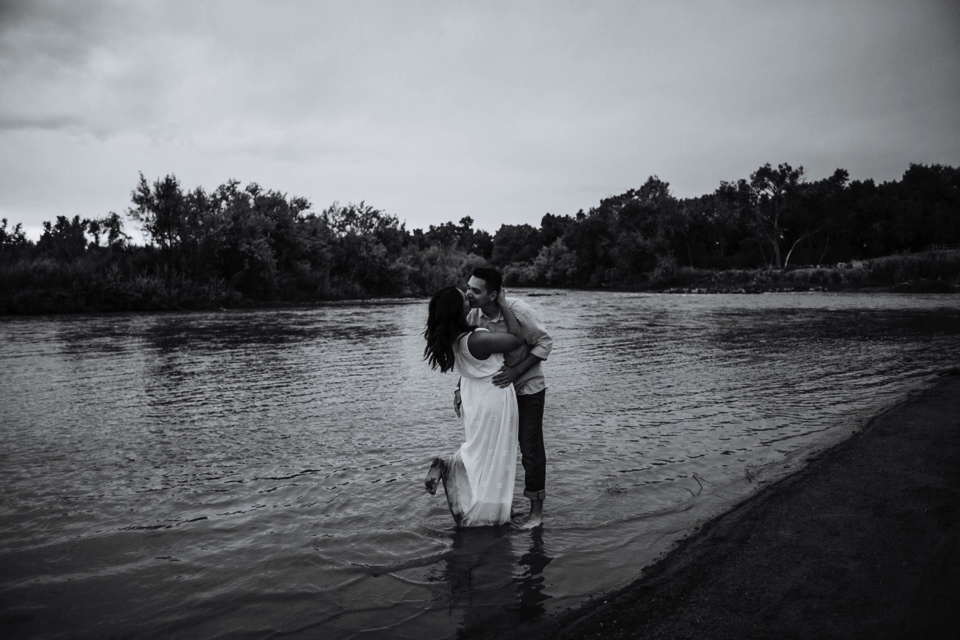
[478,306,502,322]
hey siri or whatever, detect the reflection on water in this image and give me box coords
[435,526,553,637]
[1,292,959,639]
[515,528,553,618]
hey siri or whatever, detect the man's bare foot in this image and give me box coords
[513,499,543,529]
[424,458,444,495]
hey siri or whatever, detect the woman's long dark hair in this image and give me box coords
[423,286,475,373]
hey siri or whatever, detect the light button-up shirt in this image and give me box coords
[467,298,552,396]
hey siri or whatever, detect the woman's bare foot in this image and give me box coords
[424,458,445,495]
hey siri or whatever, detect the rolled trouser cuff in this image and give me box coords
[523,489,546,501]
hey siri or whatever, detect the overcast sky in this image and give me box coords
[2,0,959,240]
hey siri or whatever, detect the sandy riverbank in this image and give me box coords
[497,371,960,640]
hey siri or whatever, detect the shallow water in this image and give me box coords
[1,291,958,638]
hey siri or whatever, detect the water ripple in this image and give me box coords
[1,292,958,638]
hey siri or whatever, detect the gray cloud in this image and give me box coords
[1,0,958,238]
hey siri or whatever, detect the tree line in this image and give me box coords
[1,162,958,312]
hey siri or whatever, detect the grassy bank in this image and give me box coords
[0,255,237,314]
[652,250,960,294]
[2,250,958,315]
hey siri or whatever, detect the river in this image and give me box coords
[1,291,958,638]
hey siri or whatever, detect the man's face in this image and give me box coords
[465,276,496,309]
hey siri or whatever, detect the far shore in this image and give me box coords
[2,248,959,315]
[3,270,958,316]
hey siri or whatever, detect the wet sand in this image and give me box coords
[500,372,960,640]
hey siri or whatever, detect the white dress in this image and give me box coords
[442,329,519,526]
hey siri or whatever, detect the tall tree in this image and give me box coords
[718,163,805,268]
[540,213,575,248]
[37,215,89,260]
[321,201,405,295]
[491,224,542,266]
[0,218,27,248]
[787,168,849,266]
[128,173,192,252]
[87,212,130,250]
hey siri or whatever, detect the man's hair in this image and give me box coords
[472,267,503,293]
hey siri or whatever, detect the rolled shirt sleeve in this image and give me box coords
[510,300,552,361]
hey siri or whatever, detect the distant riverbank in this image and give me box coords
[1,250,957,315]
[620,250,960,295]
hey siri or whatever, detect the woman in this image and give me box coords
[422,285,526,526]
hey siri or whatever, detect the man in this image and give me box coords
[459,267,552,528]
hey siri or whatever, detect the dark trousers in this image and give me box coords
[517,390,546,500]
